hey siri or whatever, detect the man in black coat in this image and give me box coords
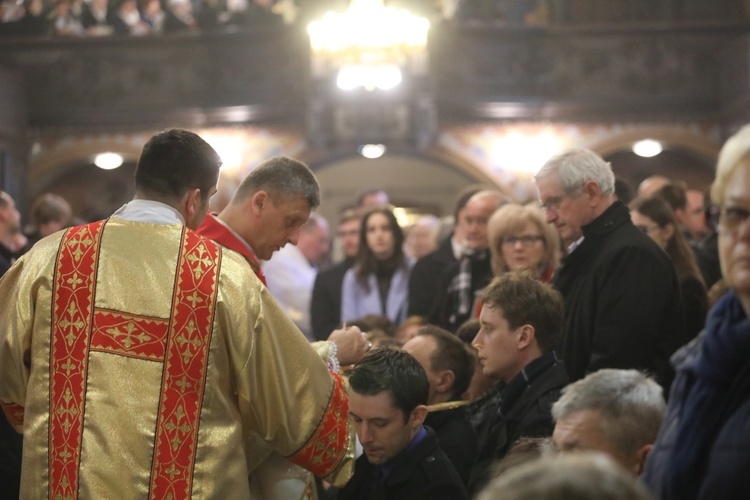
[403,326,478,485]
[430,191,506,332]
[338,348,468,500]
[467,272,569,496]
[408,186,484,319]
[535,149,685,390]
[311,210,360,341]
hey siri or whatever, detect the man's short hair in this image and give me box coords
[338,208,359,226]
[453,185,487,221]
[478,453,653,500]
[551,369,666,459]
[348,347,429,421]
[653,182,688,212]
[134,129,222,203]
[30,193,72,227]
[482,272,564,354]
[415,325,475,401]
[535,149,615,197]
[234,156,320,209]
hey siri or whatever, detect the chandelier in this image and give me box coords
[307,0,430,91]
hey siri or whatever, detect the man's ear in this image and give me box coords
[583,180,602,200]
[250,190,269,216]
[517,324,536,350]
[184,188,202,221]
[435,370,456,396]
[635,443,653,476]
[410,405,429,427]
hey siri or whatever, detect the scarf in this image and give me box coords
[663,291,750,499]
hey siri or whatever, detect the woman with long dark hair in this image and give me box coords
[630,196,708,343]
[341,207,412,327]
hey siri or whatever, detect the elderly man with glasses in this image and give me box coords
[535,149,685,392]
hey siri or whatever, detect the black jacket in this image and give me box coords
[311,258,353,341]
[430,249,492,333]
[552,202,685,390]
[337,427,468,500]
[408,236,457,318]
[424,403,477,486]
[467,352,568,495]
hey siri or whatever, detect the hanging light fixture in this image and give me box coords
[307,0,430,91]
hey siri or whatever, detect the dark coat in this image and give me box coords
[552,201,685,390]
[467,353,568,496]
[424,403,478,486]
[408,236,457,318]
[680,275,708,344]
[311,258,353,341]
[642,293,750,500]
[430,249,492,333]
[337,427,468,500]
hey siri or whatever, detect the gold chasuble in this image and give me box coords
[0,219,353,499]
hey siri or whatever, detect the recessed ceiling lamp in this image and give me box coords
[94,152,124,170]
[632,139,663,158]
[359,144,386,159]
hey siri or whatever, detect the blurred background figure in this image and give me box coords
[0,191,23,276]
[630,196,708,344]
[478,453,654,500]
[685,188,711,243]
[405,213,440,260]
[408,185,486,320]
[25,192,73,247]
[263,213,330,340]
[341,207,412,327]
[637,174,671,197]
[487,203,560,282]
[355,187,390,215]
[311,209,360,341]
[642,123,750,500]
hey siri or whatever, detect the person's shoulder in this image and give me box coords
[413,446,469,499]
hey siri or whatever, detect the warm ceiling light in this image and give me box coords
[632,139,663,158]
[359,144,386,159]
[94,152,124,170]
[308,0,429,91]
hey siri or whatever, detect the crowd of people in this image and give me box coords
[0,125,749,499]
[0,0,547,38]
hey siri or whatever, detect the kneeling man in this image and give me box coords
[338,348,468,499]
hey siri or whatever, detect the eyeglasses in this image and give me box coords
[540,194,567,213]
[716,205,750,234]
[540,191,580,213]
[502,235,545,247]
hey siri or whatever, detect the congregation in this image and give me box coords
[0,124,749,499]
[0,0,544,38]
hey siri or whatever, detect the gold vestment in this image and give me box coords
[0,219,353,498]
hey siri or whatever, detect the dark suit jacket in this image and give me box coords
[467,353,568,496]
[311,258,353,341]
[552,201,685,390]
[408,236,457,318]
[430,250,492,333]
[337,427,468,500]
[424,403,477,486]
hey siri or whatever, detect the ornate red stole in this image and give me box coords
[49,221,221,499]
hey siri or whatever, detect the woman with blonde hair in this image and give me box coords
[487,203,561,282]
[642,123,750,499]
